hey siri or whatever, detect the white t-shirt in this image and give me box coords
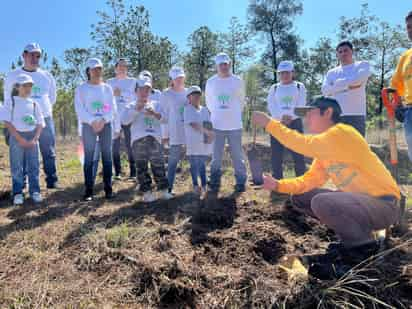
[106,77,136,116]
[74,82,117,126]
[0,96,45,132]
[184,104,213,156]
[205,74,245,130]
[160,88,187,145]
[121,100,164,145]
[4,68,56,118]
[321,61,371,116]
[267,81,306,121]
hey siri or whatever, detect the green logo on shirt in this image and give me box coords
[179,105,185,122]
[92,101,103,111]
[218,94,230,109]
[144,116,155,132]
[31,85,41,98]
[281,96,293,110]
[22,115,36,126]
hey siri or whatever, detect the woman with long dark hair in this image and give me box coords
[74,58,118,201]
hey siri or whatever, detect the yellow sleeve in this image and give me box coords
[277,159,328,195]
[390,54,405,96]
[265,119,355,161]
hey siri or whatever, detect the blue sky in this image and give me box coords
[0,0,410,73]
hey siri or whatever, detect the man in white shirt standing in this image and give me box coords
[206,52,247,194]
[267,60,306,179]
[321,41,371,136]
[4,43,58,188]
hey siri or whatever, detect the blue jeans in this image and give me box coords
[404,108,412,160]
[82,123,112,192]
[38,117,58,186]
[167,144,185,191]
[188,155,208,187]
[210,129,247,191]
[340,115,366,136]
[9,131,40,196]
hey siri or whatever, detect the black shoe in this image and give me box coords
[326,241,379,263]
[83,188,93,201]
[308,261,351,280]
[47,182,59,189]
[105,191,115,199]
[234,184,246,193]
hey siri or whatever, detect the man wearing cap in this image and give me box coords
[205,52,247,194]
[252,97,400,253]
[390,11,412,160]
[107,58,137,179]
[321,41,371,136]
[4,43,58,188]
[267,60,306,179]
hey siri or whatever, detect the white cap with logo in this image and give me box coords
[186,85,202,97]
[136,76,152,88]
[15,74,34,85]
[215,52,231,65]
[86,58,103,69]
[277,61,294,72]
[24,43,42,53]
[169,67,185,80]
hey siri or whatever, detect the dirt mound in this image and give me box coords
[131,260,199,308]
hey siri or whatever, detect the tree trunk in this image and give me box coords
[270,31,277,84]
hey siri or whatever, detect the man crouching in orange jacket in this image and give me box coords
[252,96,400,255]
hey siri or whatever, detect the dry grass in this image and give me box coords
[0,137,411,308]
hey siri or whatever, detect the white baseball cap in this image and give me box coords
[86,58,103,69]
[136,76,152,88]
[15,74,34,85]
[140,70,153,80]
[186,85,202,97]
[215,52,231,65]
[24,42,42,54]
[169,67,185,80]
[277,61,294,72]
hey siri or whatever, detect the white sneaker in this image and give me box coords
[13,194,24,205]
[160,190,174,200]
[143,191,156,203]
[32,192,43,203]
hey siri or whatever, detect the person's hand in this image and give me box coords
[205,130,215,143]
[162,138,169,146]
[252,111,271,128]
[113,131,121,139]
[18,138,30,148]
[113,88,121,97]
[27,139,37,148]
[144,107,155,117]
[91,119,104,133]
[262,174,279,192]
[348,83,362,90]
[191,123,202,130]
